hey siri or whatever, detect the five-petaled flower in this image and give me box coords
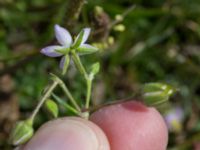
[41,24,98,69]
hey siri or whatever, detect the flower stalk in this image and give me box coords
[71,51,88,79]
[29,80,59,123]
[51,74,81,112]
[86,78,92,109]
[71,51,94,118]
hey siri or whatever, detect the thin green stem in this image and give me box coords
[71,51,94,119]
[52,94,80,115]
[86,78,92,109]
[59,83,81,112]
[52,74,81,112]
[29,80,58,123]
[83,78,93,119]
[71,51,88,80]
[109,5,136,29]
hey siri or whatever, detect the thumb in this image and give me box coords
[22,117,110,150]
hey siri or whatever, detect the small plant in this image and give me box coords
[10,24,176,147]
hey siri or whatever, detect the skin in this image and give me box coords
[23,101,168,150]
[23,117,110,150]
[194,142,200,150]
[90,101,168,150]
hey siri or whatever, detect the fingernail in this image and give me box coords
[23,117,100,150]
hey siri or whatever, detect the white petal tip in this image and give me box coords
[40,46,63,57]
[54,24,72,46]
[40,48,47,54]
[84,28,91,31]
[84,28,91,34]
[54,24,60,29]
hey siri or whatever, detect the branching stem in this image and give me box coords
[29,80,58,123]
[71,51,93,118]
[71,51,88,80]
[52,74,81,112]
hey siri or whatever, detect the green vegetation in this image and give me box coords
[1,0,200,149]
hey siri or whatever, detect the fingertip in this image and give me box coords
[23,117,110,150]
[90,101,168,150]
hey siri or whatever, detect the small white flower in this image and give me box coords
[41,24,98,69]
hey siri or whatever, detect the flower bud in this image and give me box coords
[115,14,123,22]
[10,120,34,146]
[45,99,59,118]
[89,62,100,79]
[94,6,104,16]
[114,24,125,32]
[108,36,114,45]
[143,82,176,106]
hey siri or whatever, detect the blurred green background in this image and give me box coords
[1,0,200,149]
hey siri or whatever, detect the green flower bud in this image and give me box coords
[108,36,114,45]
[45,99,59,118]
[89,62,100,79]
[95,6,104,15]
[143,82,176,106]
[114,24,125,32]
[115,14,123,22]
[10,120,34,146]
